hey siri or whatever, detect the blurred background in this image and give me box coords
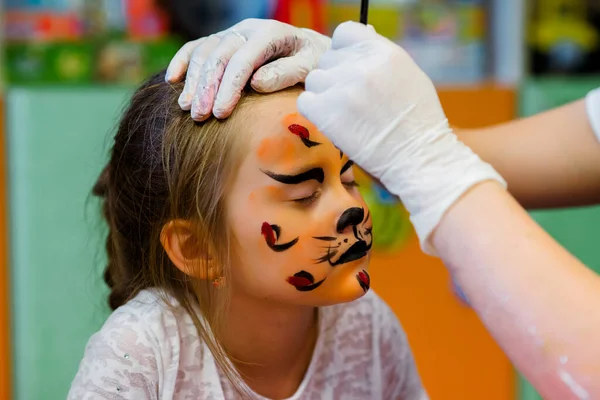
[0,0,599,399]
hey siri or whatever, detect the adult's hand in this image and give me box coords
[298,22,505,253]
[166,18,330,121]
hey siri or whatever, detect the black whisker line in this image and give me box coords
[314,247,338,264]
[313,236,337,242]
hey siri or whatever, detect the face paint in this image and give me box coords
[313,209,373,266]
[261,222,299,252]
[256,136,298,166]
[340,160,353,175]
[356,270,370,293]
[336,207,364,233]
[262,168,325,185]
[287,270,326,292]
[288,124,321,148]
[313,236,337,241]
[227,98,373,307]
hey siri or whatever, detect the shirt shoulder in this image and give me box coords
[68,290,220,400]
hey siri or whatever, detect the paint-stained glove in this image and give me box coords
[297,22,507,255]
[166,18,331,121]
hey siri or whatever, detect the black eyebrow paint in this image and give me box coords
[341,160,354,175]
[262,168,325,185]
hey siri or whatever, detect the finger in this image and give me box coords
[304,68,337,94]
[166,39,203,83]
[251,46,315,93]
[178,35,221,111]
[191,31,248,121]
[331,21,378,50]
[213,33,300,118]
[315,47,361,71]
[297,91,331,129]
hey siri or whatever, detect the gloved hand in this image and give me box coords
[298,22,506,255]
[166,18,331,121]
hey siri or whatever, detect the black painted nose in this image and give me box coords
[336,207,364,233]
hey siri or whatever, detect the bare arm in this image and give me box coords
[456,99,600,209]
[434,181,600,399]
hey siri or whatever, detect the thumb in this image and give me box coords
[297,91,330,130]
[331,21,378,50]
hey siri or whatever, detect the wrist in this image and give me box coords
[380,133,507,255]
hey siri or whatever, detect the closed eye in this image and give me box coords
[340,160,359,188]
[293,191,321,206]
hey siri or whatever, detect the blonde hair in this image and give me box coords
[93,70,300,394]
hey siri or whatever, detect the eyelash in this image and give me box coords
[293,181,360,206]
[294,191,321,206]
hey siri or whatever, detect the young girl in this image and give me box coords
[68,72,427,399]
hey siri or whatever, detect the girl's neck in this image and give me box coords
[221,292,319,398]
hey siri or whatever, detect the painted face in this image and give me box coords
[226,90,373,306]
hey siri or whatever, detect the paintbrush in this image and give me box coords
[360,0,369,24]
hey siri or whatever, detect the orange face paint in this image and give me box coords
[256,136,297,166]
[226,92,373,306]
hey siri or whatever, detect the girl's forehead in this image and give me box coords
[239,93,339,171]
[253,113,332,168]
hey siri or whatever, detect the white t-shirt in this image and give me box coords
[68,289,427,399]
[585,87,600,142]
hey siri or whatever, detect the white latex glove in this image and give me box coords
[165,18,331,121]
[298,22,507,255]
[585,87,600,142]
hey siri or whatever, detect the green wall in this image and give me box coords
[7,87,132,399]
[518,77,600,400]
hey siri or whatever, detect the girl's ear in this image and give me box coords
[160,219,216,280]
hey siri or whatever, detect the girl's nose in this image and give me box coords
[336,207,365,234]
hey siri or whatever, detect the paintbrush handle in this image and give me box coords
[360,0,369,25]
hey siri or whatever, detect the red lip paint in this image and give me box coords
[358,270,370,286]
[286,276,312,288]
[288,124,309,139]
[261,222,276,246]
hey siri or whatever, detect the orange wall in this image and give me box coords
[370,85,516,399]
[0,99,10,400]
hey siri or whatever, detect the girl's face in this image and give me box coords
[226,91,372,306]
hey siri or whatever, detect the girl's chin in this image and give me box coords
[303,266,371,306]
